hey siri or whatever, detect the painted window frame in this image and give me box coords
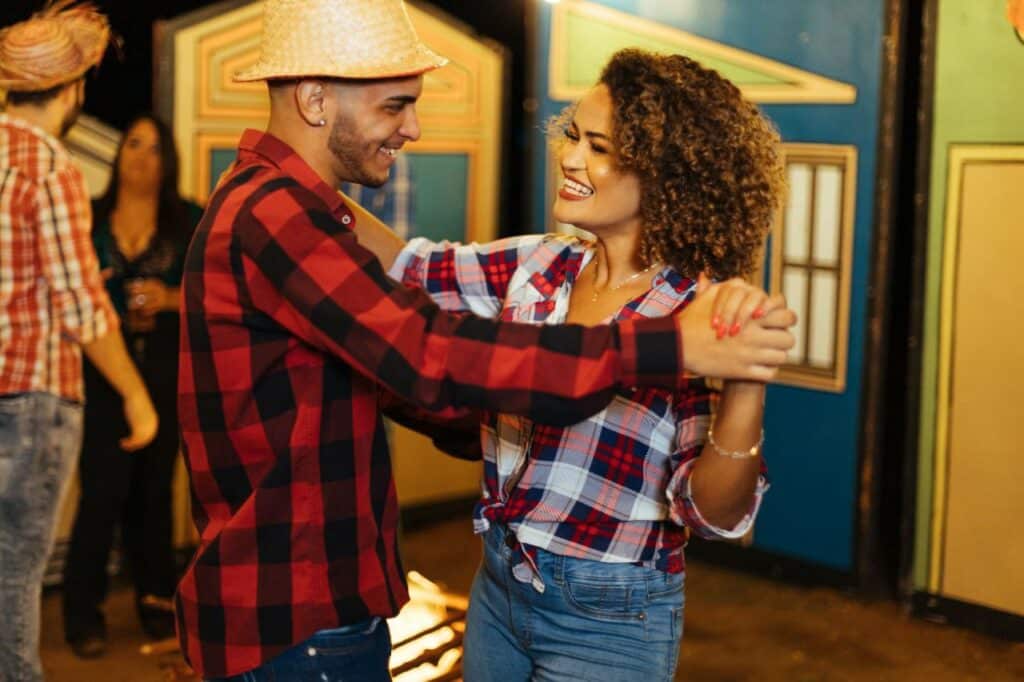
[770,143,857,393]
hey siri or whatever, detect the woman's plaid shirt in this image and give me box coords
[0,114,117,402]
[175,131,692,678]
[391,235,769,577]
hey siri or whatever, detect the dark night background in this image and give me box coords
[2,0,530,231]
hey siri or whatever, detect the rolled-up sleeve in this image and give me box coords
[388,235,547,317]
[667,457,769,540]
[35,166,117,345]
[664,381,769,539]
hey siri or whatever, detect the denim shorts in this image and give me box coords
[463,524,685,682]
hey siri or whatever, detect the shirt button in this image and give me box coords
[341,214,352,225]
[307,647,317,656]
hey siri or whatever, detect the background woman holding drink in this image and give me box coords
[62,114,202,658]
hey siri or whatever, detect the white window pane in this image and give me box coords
[808,271,838,368]
[813,165,843,267]
[782,268,808,364]
[784,164,812,263]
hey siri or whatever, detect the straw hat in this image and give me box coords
[1010,0,1024,42]
[0,1,111,93]
[234,0,448,83]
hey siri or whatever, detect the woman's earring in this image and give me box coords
[318,119,326,127]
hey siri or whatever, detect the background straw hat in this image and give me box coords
[234,0,448,82]
[0,1,111,93]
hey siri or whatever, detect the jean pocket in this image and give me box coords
[560,560,648,621]
[307,618,383,656]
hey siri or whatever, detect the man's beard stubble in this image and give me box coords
[327,111,388,188]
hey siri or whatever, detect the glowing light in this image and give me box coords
[388,572,468,681]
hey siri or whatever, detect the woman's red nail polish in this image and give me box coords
[753,308,764,319]
[730,323,741,336]
[712,316,721,328]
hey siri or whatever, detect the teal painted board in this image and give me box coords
[209,148,238,196]
[407,153,468,243]
[207,149,468,244]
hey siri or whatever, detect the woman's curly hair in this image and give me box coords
[561,49,786,279]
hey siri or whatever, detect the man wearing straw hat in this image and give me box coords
[176,0,794,679]
[0,2,159,678]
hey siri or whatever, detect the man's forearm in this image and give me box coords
[82,329,147,399]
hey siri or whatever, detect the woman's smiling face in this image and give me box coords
[552,84,642,237]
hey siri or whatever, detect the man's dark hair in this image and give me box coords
[5,82,67,107]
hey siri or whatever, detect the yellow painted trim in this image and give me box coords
[928,144,1024,592]
[201,23,265,117]
[174,1,261,200]
[770,143,857,394]
[549,1,857,104]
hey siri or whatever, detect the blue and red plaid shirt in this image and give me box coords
[175,130,692,678]
[391,234,768,580]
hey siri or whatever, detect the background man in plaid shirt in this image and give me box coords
[175,1,795,680]
[0,4,158,680]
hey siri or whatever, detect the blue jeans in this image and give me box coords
[206,617,391,682]
[463,525,685,682]
[0,392,82,681]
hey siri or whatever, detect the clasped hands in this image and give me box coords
[677,273,798,383]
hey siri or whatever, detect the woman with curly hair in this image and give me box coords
[355,48,791,681]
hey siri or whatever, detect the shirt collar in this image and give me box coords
[653,267,696,296]
[0,113,68,157]
[237,129,347,215]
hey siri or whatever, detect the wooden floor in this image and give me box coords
[39,517,1024,681]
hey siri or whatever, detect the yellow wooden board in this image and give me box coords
[930,145,1024,616]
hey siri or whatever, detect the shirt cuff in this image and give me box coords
[666,456,769,540]
[65,292,120,345]
[616,316,683,390]
[387,236,434,282]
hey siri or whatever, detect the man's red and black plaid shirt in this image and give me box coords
[175,130,687,678]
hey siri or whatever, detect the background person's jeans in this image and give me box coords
[206,617,391,682]
[0,393,83,681]
[463,524,685,682]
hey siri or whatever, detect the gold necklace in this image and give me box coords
[590,262,659,302]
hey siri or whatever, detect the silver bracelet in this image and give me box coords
[707,424,764,459]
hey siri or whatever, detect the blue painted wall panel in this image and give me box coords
[532,0,886,570]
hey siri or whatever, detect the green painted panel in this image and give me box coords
[913,0,1024,589]
[407,153,468,243]
[209,148,238,195]
[564,14,787,89]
